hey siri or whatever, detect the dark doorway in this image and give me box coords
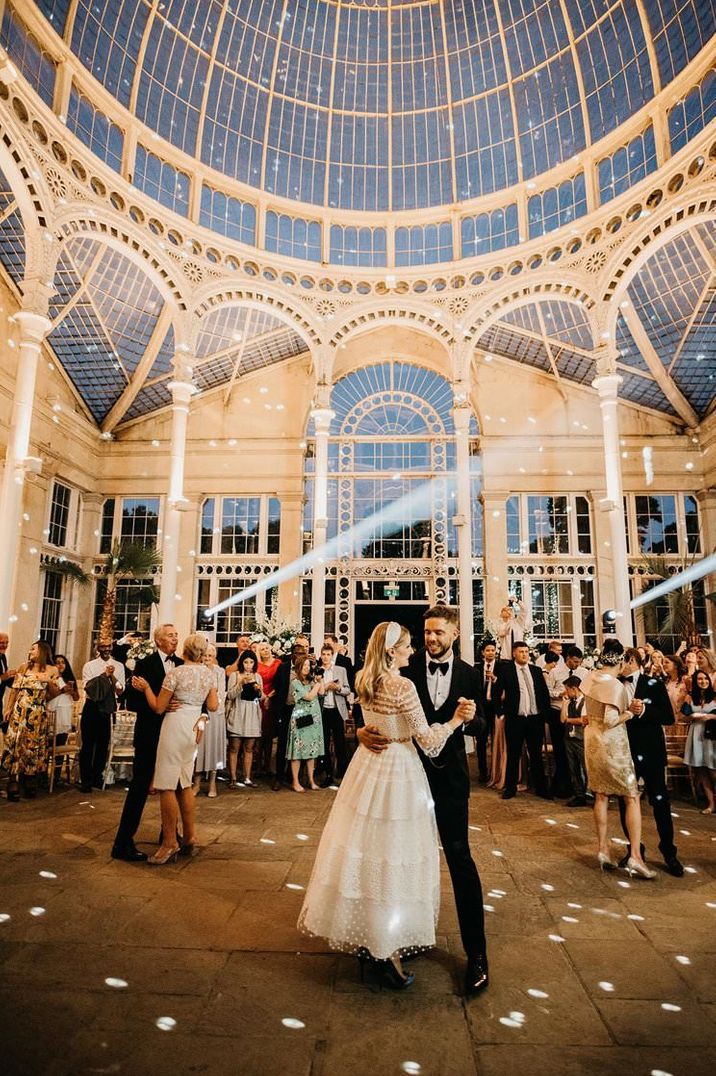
[353,603,428,664]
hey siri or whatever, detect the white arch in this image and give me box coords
[191,280,323,354]
[329,301,456,352]
[464,282,601,349]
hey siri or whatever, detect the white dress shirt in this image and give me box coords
[82,656,125,692]
[483,660,495,702]
[517,663,537,716]
[426,651,454,710]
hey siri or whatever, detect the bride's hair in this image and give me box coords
[355,621,409,706]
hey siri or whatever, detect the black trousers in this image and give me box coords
[617,753,677,860]
[504,713,547,794]
[79,707,112,788]
[317,707,347,779]
[113,728,160,848]
[546,710,570,793]
[273,705,292,783]
[427,768,486,960]
[474,705,495,780]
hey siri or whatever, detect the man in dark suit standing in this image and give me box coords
[474,638,498,783]
[617,647,684,877]
[496,641,552,800]
[358,605,489,996]
[111,623,181,861]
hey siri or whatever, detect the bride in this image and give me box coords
[298,621,474,989]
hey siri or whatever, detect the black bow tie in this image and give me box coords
[428,661,449,676]
[163,656,175,666]
[619,674,635,683]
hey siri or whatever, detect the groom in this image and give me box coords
[357,605,489,996]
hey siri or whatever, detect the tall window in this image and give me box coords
[199,497,282,556]
[40,570,63,654]
[48,481,73,548]
[120,499,160,547]
[630,494,700,556]
[93,579,154,639]
[507,495,592,555]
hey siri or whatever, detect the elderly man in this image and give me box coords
[112,624,181,862]
[79,641,125,793]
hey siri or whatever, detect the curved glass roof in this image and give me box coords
[27,0,716,212]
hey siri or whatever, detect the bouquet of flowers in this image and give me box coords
[251,613,303,657]
[125,637,156,670]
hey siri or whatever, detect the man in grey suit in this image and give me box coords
[316,642,351,784]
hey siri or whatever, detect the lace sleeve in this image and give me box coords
[162,669,177,695]
[397,679,455,758]
[603,703,627,728]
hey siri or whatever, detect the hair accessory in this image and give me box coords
[385,622,402,650]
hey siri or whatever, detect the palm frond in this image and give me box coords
[41,559,91,586]
[104,540,162,581]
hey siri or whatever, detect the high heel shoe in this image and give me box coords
[379,960,415,991]
[147,845,180,865]
[625,856,657,880]
[597,852,616,871]
[177,842,197,858]
[6,780,20,802]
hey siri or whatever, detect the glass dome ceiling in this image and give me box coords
[28,0,716,213]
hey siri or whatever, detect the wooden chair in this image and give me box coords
[664,724,697,803]
[47,711,80,793]
[102,710,137,789]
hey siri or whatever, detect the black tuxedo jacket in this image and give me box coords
[624,672,673,767]
[404,651,483,800]
[496,661,551,719]
[474,659,499,711]
[125,651,183,749]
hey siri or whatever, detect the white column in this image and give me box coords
[0,308,51,629]
[309,403,334,650]
[158,375,195,624]
[452,404,475,663]
[593,372,632,645]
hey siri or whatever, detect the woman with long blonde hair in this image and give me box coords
[298,621,474,989]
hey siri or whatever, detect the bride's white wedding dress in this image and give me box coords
[298,674,458,959]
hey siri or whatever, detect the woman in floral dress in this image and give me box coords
[2,640,60,800]
[286,655,324,792]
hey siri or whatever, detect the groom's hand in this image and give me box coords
[357,725,390,753]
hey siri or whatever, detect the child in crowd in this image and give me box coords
[560,675,590,807]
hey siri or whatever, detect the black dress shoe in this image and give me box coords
[618,843,646,870]
[465,954,489,997]
[536,790,554,800]
[501,788,516,800]
[111,844,148,862]
[664,855,684,877]
[566,796,588,807]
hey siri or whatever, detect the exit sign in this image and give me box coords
[384,585,400,598]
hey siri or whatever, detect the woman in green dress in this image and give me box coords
[2,640,60,800]
[286,655,325,793]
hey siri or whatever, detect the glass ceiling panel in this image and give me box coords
[25,0,712,212]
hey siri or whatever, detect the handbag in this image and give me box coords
[704,718,716,740]
[295,713,313,729]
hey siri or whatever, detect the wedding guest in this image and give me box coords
[226,651,263,787]
[542,650,571,796]
[299,622,474,990]
[357,606,488,996]
[560,675,589,807]
[286,655,324,792]
[270,640,308,790]
[193,643,226,798]
[495,641,551,800]
[581,641,655,877]
[683,670,716,814]
[112,624,181,862]
[323,632,355,689]
[0,632,17,721]
[80,641,125,792]
[695,647,716,688]
[663,654,688,720]
[1,640,60,800]
[132,633,217,864]
[649,649,666,679]
[474,639,498,783]
[536,640,566,672]
[225,633,254,677]
[642,640,658,674]
[615,647,683,877]
[496,598,532,660]
[256,640,281,776]
[47,654,79,782]
[316,643,350,785]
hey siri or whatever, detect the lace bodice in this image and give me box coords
[162,664,214,706]
[361,675,455,758]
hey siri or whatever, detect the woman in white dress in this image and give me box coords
[226,651,264,787]
[132,633,217,864]
[298,621,474,989]
[683,670,716,814]
[192,643,226,798]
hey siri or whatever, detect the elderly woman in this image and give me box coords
[581,639,655,878]
[1,640,60,800]
[132,633,217,864]
[192,643,226,798]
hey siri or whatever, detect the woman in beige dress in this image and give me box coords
[581,640,655,878]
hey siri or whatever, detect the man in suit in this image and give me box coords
[0,632,17,727]
[617,647,684,877]
[323,633,355,690]
[315,642,351,785]
[358,605,489,997]
[111,623,181,861]
[474,638,498,783]
[496,641,552,800]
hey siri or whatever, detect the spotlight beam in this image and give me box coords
[205,477,445,618]
[629,553,716,609]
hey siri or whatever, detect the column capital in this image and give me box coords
[19,276,55,323]
[594,341,619,377]
[313,343,335,384]
[451,402,473,433]
[450,340,473,382]
[168,377,197,408]
[592,372,623,400]
[310,405,335,433]
[13,307,52,346]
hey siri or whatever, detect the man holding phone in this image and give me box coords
[316,643,350,784]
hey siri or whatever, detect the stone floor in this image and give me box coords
[0,775,714,1076]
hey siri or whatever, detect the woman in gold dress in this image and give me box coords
[2,640,60,800]
[581,639,656,878]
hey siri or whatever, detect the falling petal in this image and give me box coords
[155,1017,177,1031]
[260,838,275,845]
[660,1003,681,1012]
[105,978,128,989]
[598,981,615,992]
[401,1063,422,1074]
[541,884,555,892]
[295,834,310,841]
[562,916,579,923]
[627,914,645,921]
[527,988,549,999]
[285,883,304,891]
[548,934,565,943]
[0,914,10,923]
[282,1018,305,1029]
[499,1017,523,1029]
[29,907,45,917]
[675,955,690,965]
[39,871,57,879]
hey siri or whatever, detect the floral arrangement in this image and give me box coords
[250,613,303,657]
[125,638,157,670]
